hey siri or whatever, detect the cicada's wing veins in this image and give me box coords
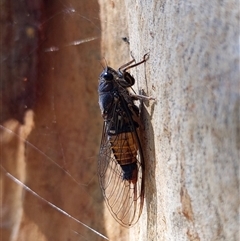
[98,121,144,227]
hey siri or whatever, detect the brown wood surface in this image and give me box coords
[1,0,106,240]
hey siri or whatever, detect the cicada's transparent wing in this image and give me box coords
[98,121,144,227]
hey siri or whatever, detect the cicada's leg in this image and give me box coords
[130,93,156,101]
[119,53,150,74]
[121,53,150,73]
[118,59,136,73]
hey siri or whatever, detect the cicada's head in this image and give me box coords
[98,67,119,120]
[98,67,119,93]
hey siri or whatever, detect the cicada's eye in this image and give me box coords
[103,72,113,81]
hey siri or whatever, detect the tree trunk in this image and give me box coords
[99,0,239,240]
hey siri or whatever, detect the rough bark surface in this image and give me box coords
[99,0,239,241]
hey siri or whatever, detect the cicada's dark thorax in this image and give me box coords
[98,66,140,183]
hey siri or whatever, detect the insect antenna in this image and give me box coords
[99,57,108,70]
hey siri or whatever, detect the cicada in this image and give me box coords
[98,54,152,227]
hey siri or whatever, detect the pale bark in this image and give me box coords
[99,0,239,240]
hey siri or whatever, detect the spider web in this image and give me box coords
[0,1,123,240]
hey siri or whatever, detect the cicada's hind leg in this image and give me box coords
[130,90,155,130]
[130,93,156,102]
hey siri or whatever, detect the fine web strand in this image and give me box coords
[0,165,109,240]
